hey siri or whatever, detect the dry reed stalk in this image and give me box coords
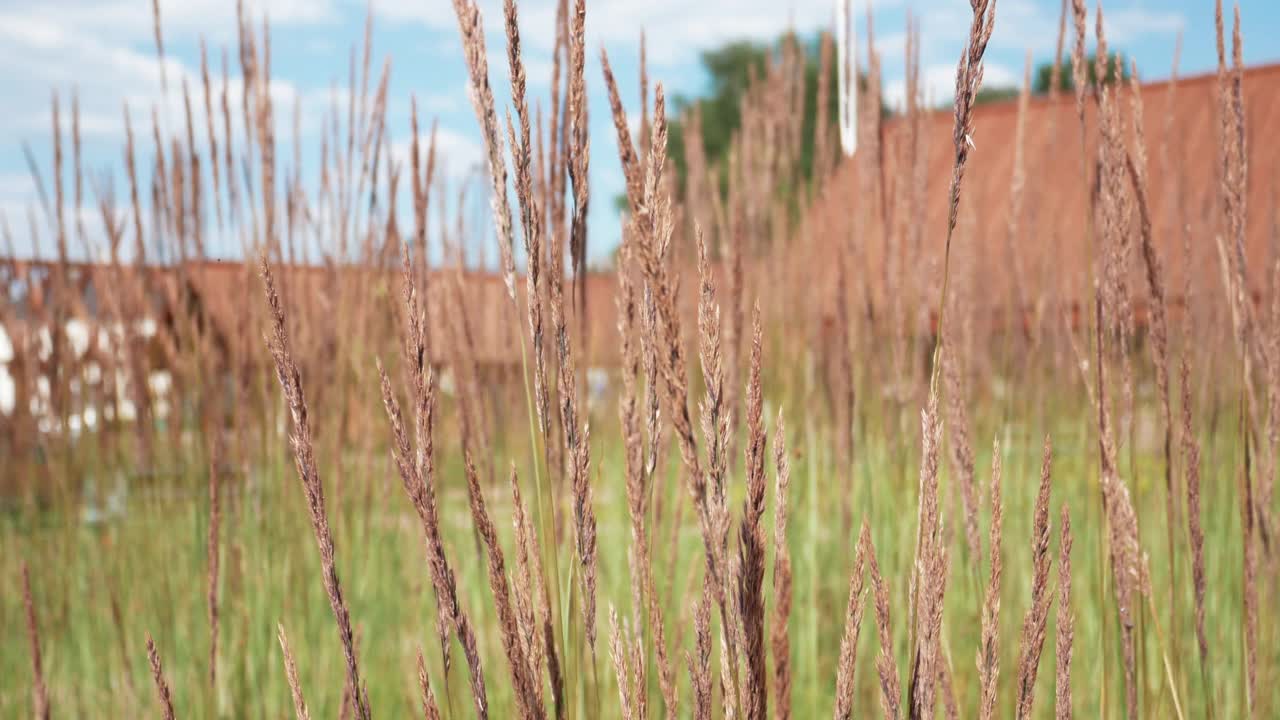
[608,607,643,720]
[721,562,743,720]
[1219,3,1275,552]
[943,338,980,568]
[771,410,794,720]
[1004,52,1033,342]
[938,659,959,720]
[509,470,550,715]
[1095,300,1146,720]
[739,308,768,720]
[723,189,745,468]
[688,578,714,720]
[416,647,444,720]
[618,246,677,716]
[1239,414,1258,717]
[566,0,590,337]
[277,623,312,720]
[260,256,370,720]
[934,0,997,384]
[220,48,238,224]
[977,439,1003,720]
[1049,0,1067,98]
[526,9,598,656]
[862,523,902,720]
[600,48,642,205]
[1212,2,1268,446]
[1179,357,1211,689]
[1123,63,1181,658]
[1014,436,1054,720]
[545,185,598,657]
[451,0,516,300]
[1055,504,1073,720]
[833,522,871,720]
[208,440,222,691]
[151,0,167,94]
[465,458,545,720]
[376,339,488,718]
[909,392,947,720]
[22,562,49,720]
[634,86,733,674]
[694,224,743,697]
[199,39,223,230]
[146,634,177,720]
[501,0,556,480]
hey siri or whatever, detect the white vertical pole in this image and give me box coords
[836,0,858,156]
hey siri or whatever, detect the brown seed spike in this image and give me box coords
[1055,505,1073,720]
[977,438,1003,720]
[146,634,177,720]
[1014,436,1054,720]
[739,306,768,720]
[22,562,49,720]
[278,623,312,720]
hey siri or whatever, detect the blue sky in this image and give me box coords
[1,0,1277,264]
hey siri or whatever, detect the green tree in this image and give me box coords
[1033,52,1130,94]
[660,32,885,204]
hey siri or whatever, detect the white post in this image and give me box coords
[836,0,858,156]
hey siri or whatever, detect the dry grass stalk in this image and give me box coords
[465,458,545,720]
[566,0,590,333]
[1049,0,1067,98]
[607,607,644,720]
[688,578,714,720]
[618,245,677,716]
[277,623,312,720]
[546,179,598,655]
[739,308,768,720]
[698,225,732,598]
[417,647,444,720]
[1123,61,1183,659]
[509,471,554,716]
[1095,300,1146,720]
[146,634,177,720]
[771,410,794,720]
[207,441,222,690]
[865,524,902,720]
[1014,436,1054,720]
[977,438,1003,720]
[451,0,516,300]
[1179,357,1211,688]
[260,255,370,720]
[22,562,49,720]
[376,346,489,718]
[601,47,642,205]
[943,339,980,568]
[1055,505,1073,720]
[833,522,871,720]
[151,0,167,94]
[909,393,947,720]
[1238,415,1258,717]
[501,0,555,471]
[633,87,740,699]
[936,0,997,352]
[199,39,223,230]
[938,659,959,720]
[1212,1,1268,448]
[1005,52,1033,341]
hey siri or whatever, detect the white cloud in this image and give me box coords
[1103,8,1186,44]
[883,61,1020,111]
[0,0,338,44]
